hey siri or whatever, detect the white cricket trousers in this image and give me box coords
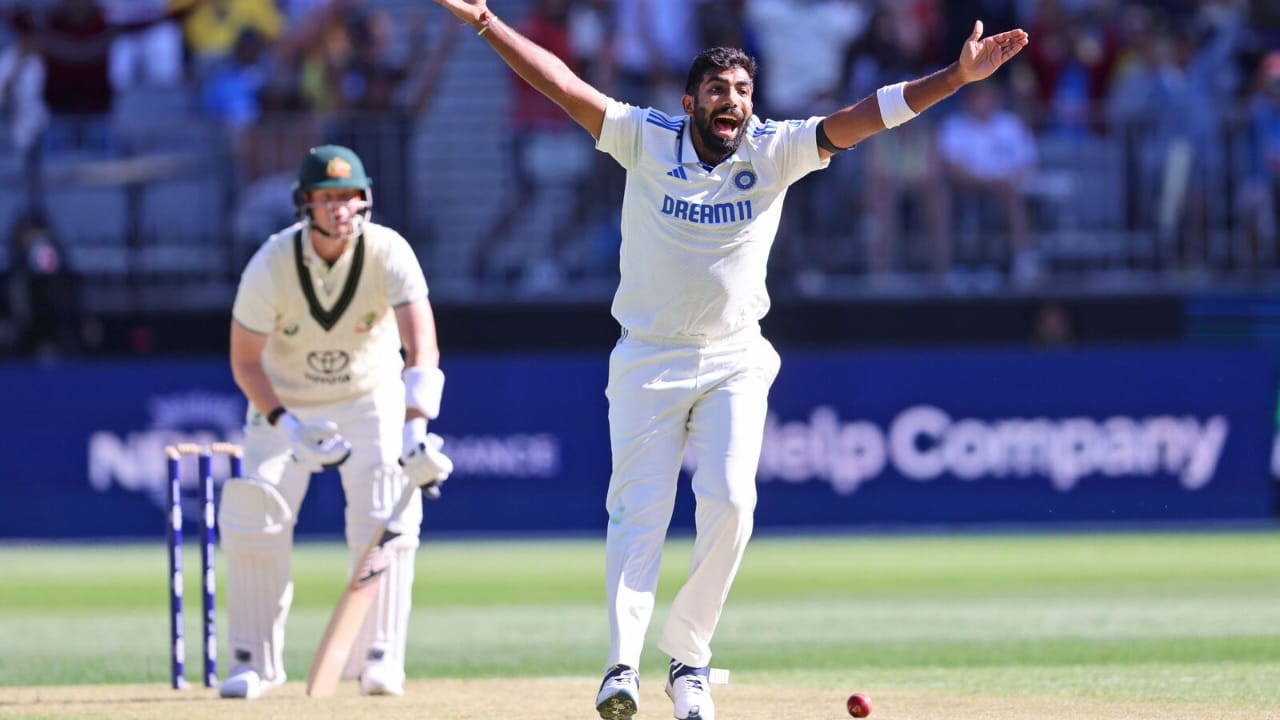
[222,382,422,685]
[604,327,781,670]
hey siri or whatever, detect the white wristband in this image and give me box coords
[876,82,917,129]
[403,366,444,419]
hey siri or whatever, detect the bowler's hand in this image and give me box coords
[400,432,453,499]
[432,0,488,27]
[956,20,1029,84]
[280,414,352,472]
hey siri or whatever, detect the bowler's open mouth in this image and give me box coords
[712,114,741,138]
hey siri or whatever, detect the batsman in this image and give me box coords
[219,145,453,699]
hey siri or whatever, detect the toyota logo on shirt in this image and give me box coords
[308,350,350,374]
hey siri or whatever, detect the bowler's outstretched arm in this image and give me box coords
[818,20,1029,159]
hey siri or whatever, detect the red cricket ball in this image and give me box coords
[846,692,872,717]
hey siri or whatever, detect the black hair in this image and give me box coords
[684,47,758,96]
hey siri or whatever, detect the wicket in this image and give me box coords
[165,442,242,690]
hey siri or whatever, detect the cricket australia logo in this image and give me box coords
[734,169,757,190]
[326,157,352,178]
[306,350,352,384]
[355,311,377,333]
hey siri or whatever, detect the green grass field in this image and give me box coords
[1,531,1278,718]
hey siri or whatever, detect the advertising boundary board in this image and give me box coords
[0,346,1272,538]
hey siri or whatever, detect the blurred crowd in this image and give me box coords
[0,0,1278,357]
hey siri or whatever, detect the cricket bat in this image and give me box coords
[305,484,418,698]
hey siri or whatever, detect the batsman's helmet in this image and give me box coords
[292,145,373,220]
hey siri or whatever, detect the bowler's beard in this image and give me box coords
[692,103,745,161]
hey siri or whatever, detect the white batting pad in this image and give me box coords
[343,537,417,682]
[225,554,293,685]
[218,478,294,685]
[219,478,293,539]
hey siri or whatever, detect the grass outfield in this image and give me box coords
[0,532,1278,719]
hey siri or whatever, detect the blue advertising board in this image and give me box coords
[0,345,1273,539]
[758,347,1275,525]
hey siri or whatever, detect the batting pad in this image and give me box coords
[218,478,294,544]
[342,537,417,682]
[225,554,293,685]
[219,479,294,684]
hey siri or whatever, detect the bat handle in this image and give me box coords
[383,480,420,534]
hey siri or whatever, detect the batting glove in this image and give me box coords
[279,413,352,472]
[400,433,453,499]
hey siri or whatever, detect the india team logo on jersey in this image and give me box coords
[733,169,757,190]
[326,157,352,179]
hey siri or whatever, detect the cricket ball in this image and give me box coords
[846,692,872,717]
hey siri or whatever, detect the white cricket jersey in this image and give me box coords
[232,221,428,407]
[596,99,830,341]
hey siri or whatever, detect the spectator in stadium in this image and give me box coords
[1031,299,1074,347]
[327,7,460,237]
[863,111,949,281]
[5,0,200,156]
[696,0,753,62]
[567,0,614,88]
[107,0,185,92]
[845,0,949,282]
[472,0,593,288]
[1239,50,1280,266]
[565,0,629,280]
[745,0,868,287]
[231,79,323,267]
[180,0,284,78]
[200,28,271,130]
[1,210,88,359]
[283,0,368,115]
[937,80,1038,285]
[1107,21,1230,267]
[0,22,49,193]
[1024,0,1118,136]
[609,0,699,112]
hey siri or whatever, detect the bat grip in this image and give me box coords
[383,481,420,534]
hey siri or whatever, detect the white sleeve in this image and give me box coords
[384,231,429,307]
[595,98,647,170]
[231,248,276,334]
[757,116,831,188]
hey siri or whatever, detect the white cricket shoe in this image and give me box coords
[665,660,714,720]
[595,664,639,720]
[219,665,264,700]
[359,661,406,697]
